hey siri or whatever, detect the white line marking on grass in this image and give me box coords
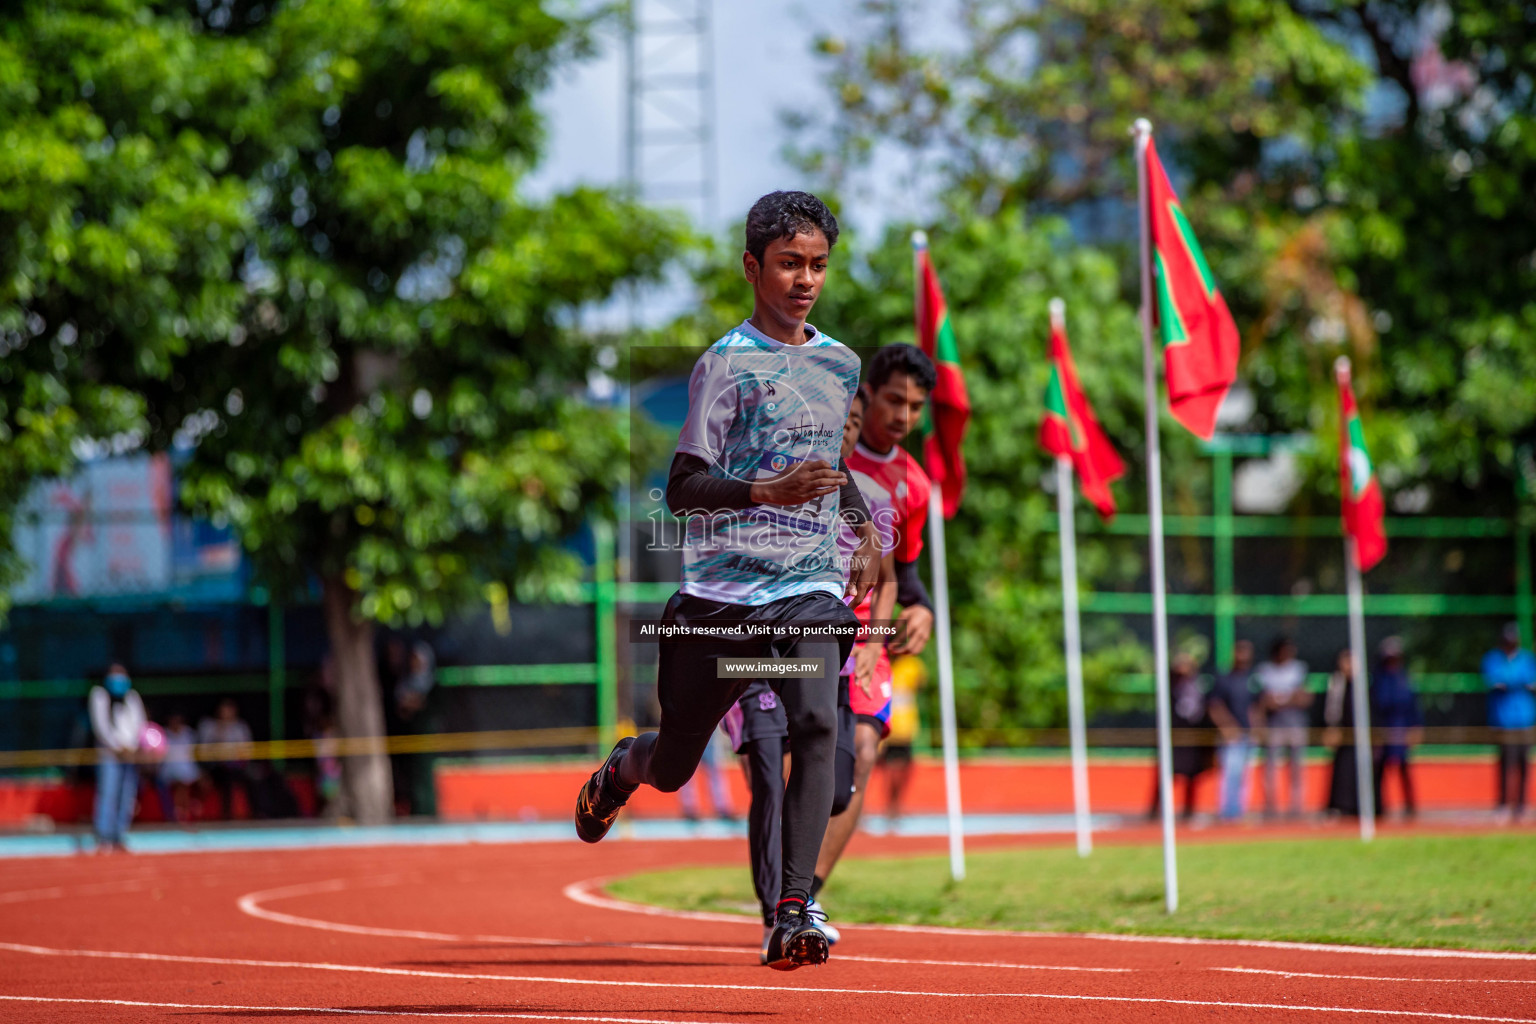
[2,939,1534,1020]
[565,878,1536,963]
[238,877,1127,974]
[0,994,742,1023]
[1217,968,1536,985]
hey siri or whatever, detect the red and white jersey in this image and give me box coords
[846,440,931,566]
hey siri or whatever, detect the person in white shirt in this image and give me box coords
[1252,637,1313,817]
[199,698,256,818]
[89,664,145,851]
[156,712,201,821]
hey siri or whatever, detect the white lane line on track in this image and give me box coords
[0,994,741,1023]
[237,877,1128,974]
[1217,968,1536,985]
[0,878,149,904]
[3,939,1535,1020]
[565,878,1536,963]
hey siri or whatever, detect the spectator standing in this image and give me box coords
[1323,650,1362,816]
[1371,636,1422,818]
[304,658,342,817]
[880,654,926,829]
[156,712,201,822]
[1253,637,1312,818]
[392,640,440,817]
[1150,652,1213,822]
[88,664,145,852]
[1483,622,1534,822]
[199,698,257,819]
[1206,639,1256,822]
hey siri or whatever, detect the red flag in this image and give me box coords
[1337,360,1387,571]
[1145,136,1241,440]
[914,234,971,518]
[1039,314,1126,520]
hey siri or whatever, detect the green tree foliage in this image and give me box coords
[765,1,1536,727]
[153,0,684,821]
[802,0,1536,512]
[4,0,684,817]
[0,1,252,612]
[795,0,1366,215]
[149,0,683,612]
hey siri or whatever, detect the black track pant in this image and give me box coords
[741,735,786,926]
[741,701,857,924]
[1373,746,1416,814]
[619,591,855,906]
[1497,742,1530,813]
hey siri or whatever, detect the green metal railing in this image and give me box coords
[1062,435,1534,668]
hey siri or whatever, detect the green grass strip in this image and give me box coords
[608,832,1536,952]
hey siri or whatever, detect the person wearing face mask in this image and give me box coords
[88,663,146,852]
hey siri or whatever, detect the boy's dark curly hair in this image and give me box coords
[744,191,839,263]
[867,343,937,394]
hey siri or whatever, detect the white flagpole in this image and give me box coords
[1134,117,1179,913]
[914,228,966,882]
[928,485,966,881]
[1337,356,1377,843]
[1051,297,1093,858]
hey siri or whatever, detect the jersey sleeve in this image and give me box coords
[895,457,931,563]
[674,349,739,463]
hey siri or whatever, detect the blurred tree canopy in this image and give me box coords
[762,0,1536,725]
[800,0,1536,514]
[0,1,252,614]
[3,0,685,817]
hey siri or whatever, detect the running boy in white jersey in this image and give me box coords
[575,191,880,971]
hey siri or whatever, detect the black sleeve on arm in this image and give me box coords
[665,452,754,517]
[837,458,871,528]
[895,557,933,611]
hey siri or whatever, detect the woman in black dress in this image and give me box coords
[1324,649,1360,816]
[1150,652,1215,821]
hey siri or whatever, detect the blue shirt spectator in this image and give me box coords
[1485,624,1534,819]
[1371,660,1422,747]
[1484,627,1536,731]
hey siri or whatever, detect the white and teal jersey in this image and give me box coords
[674,320,862,606]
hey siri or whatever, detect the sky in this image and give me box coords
[524,0,952,243]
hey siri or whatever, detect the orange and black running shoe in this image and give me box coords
[574,736,635,844]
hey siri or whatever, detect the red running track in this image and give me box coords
[1,831,1533,1023]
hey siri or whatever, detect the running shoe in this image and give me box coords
[764,901,829,971]
[806,897,840,945]
[574,736,635,843]
[759,924,774,965]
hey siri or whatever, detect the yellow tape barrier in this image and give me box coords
[0,726,600,770]
[3,724,1532,771]
[953,725,1535,749]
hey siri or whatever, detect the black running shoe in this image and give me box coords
[574,736,635,844]
[764,900,829,971]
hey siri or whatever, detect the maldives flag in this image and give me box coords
[1040,318,1125,520]
[914,233,971,518]
[1337,360,1387,571]
[1145,137,1240,440]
